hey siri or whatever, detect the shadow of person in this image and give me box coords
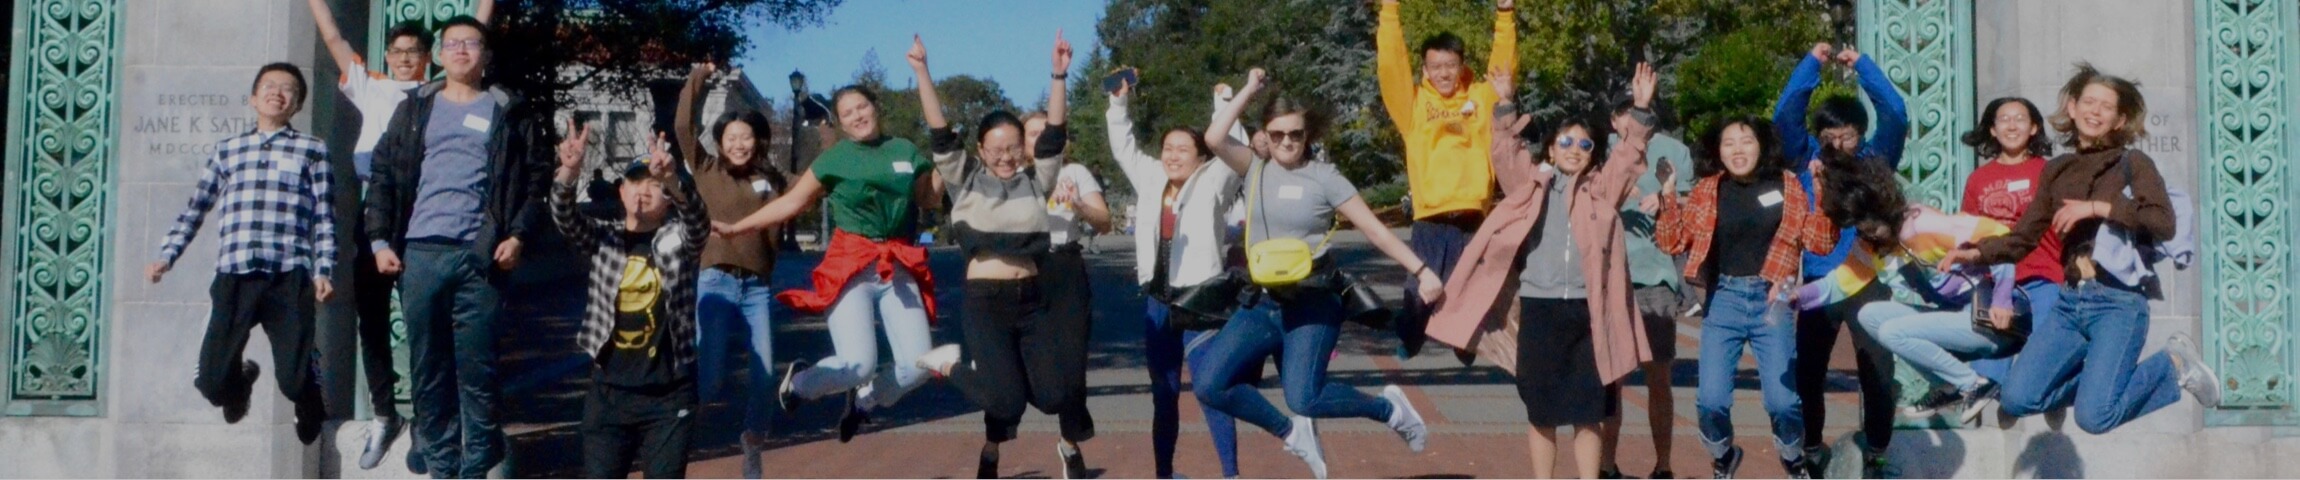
[2013,431,2084,479]
[1880,426,1968,478]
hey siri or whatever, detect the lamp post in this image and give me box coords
[786,70,807,250]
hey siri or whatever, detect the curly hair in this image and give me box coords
[1695,116,1785,179]
[1818,148,1909,248]
[1960,96,2053,161]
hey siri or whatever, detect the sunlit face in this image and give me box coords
[835,91,880,141]
[385,36,427,82]
[434,25,486,82]
[1720,123,1763,178]
[1547,125,1594,175]
[248,70,303,121]
[1991,102,2037,158]
[1158,130,1204,185]
[620,178,669,226]
[1262,113,1309,166]
[1422,49,1463,97]
[721,120,758,168]
[977,124,1026,179]
[1819,125,1861,156]
[2073,84,2124,146]
[1023,117,1048,153]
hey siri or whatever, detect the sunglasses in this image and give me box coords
[1555,136,1593,151]
[1266,128,1308,144]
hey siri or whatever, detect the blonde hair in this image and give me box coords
[2049,62,2147,149]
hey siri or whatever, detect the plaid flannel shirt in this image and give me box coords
[553,168,708,369]
[1654,172,1837,287]
[157,128,339,279]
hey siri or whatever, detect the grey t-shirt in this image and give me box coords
[1242,159,1357,258]
[1519,172,1588,299]
[407,96,496,243]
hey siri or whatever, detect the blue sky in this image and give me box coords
[737,0,1106,107]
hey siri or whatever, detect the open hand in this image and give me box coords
[1630,62,1656,109]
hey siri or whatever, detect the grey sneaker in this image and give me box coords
[2167,333,2223,408]
[1379,385,1427,452]
[358,416,405,470]
[1282,416,1328,479]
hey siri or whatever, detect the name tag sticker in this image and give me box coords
[751,179,771,194]
[1758,191,1785,207]
[2008,179,2031,192]
[1278,185,1305,200]
[891,161,915,174]
[461,114,491,132]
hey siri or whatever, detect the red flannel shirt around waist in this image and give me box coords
[776,229,940,323]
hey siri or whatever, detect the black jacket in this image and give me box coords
[364,80,553,262]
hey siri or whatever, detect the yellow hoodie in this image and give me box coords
[1378,2,1517,219]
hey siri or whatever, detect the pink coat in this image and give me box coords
[1425,109,1656,384]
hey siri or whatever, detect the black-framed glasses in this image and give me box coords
[1556,137,1593,151]
[387,47,426,57]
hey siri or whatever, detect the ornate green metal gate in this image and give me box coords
[2196,0,2297,426]
[4,0,122,417]
[1859,0,1975,420]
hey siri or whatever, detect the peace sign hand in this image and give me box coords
[648,132,674,177]
[557,118,591,172]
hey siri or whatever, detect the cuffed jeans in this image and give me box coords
[1194,292,1393,438]
[1146,299,1244,478]
[1857,302,2018,391]
[787,267,932,411]
[696,267,776,435]
[1997,280,2180,434]
[1695,276,1803,461]
[400,242,506,478]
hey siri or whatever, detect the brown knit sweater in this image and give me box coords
[1974,146,2174,283]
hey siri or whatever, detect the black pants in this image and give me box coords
[1795,281,1896,454]
[196,270,324,422]
[354,249,401,416]
[581,377,696,479]
[954,276,1094,443]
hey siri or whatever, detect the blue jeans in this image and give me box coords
[789,268,934,410]
[400,242,506,478]
[1145,299,1243,478]
[1997,280,2180,434]
[1194,292,1393,438]
[1695,276,1802,461]
[696,268,776,434]
[1857,302,2017,391]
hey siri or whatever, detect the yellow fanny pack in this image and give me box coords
[1243,160,1338,287]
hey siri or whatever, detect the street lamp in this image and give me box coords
[787,70,812,250]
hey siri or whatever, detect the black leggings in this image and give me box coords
[1795,281,1896,454]
[954,266,1095,443]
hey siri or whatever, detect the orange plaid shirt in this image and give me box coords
[1654,172,1838,287]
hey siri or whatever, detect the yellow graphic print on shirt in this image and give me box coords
[614,255,663,358]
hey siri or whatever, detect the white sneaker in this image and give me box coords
[1283,416,1328,479]
[2167,333,2223,407]
[916,344,962,378]
[1380,385,1427,452]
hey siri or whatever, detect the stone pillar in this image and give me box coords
[108,0,333,477]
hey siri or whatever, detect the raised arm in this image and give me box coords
[1774,44,1831,166]
[1375,0,1416,131]
[1033,30,1075,192]
[674,63,712,169]
[475,0,496,24]
[550,120,609,251]
[1104,86,1164,184]
[306,0,363,74]
[1487,0,1518,83]
[1599,64,1659,200]
[908,35,947,131]
[1203,68,1267,175]
[1845,48,1909,167]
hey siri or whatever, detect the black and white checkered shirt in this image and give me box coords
[157,128,339,279]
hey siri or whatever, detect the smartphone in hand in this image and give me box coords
[1103,67,1138,95]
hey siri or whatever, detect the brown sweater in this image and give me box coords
[677,68,781,275]
[1974,147,2174,283]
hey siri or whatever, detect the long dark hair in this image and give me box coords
[1960,97,2052,162]
[1523,114,1609,171]
[1695,116,1785,179]
[1819,148,1909,248]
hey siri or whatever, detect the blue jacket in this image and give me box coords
[1773,55,1909,280]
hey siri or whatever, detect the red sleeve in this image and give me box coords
[1960,165,1987,215]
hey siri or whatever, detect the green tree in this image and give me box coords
[491,0,845,113]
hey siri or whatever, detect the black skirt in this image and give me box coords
[1516,296,1612,426]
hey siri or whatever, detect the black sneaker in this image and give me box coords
[1651,468,1676,479]
[836,390,868,443]
[221,360,259,424]
[1058,442,1088,479]
[777,360,809,414]
[406,440,429,475]
[977,450,999,479]
[1711,446,1742,479]
[1598,466,1624,479]
[1901,385,1963,417]
[294,400,326,445]
[1861,454,1896,479]
[1782,457,1812,480]
[1957,379,2001,426]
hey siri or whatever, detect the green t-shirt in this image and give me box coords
[814,136,934,240]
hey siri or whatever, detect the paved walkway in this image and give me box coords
[422,231,1876,478]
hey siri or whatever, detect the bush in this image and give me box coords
[1361,180,1410,210]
